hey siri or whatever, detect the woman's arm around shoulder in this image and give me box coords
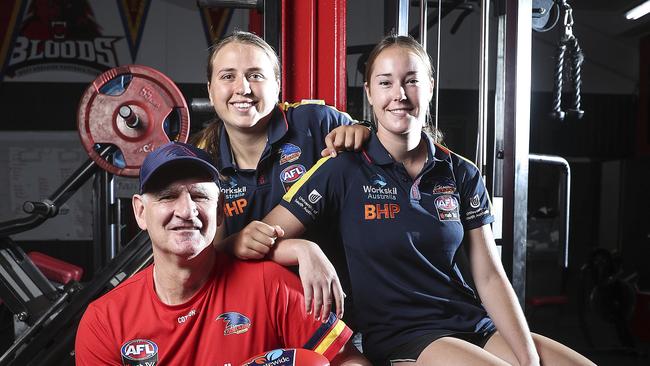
[322,124,371,157]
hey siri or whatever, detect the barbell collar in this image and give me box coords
[118,105,141,129]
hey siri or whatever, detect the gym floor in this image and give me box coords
[527,301,650,366]
[526,256,650,366]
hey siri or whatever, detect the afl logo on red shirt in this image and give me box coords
[120,339,158,366]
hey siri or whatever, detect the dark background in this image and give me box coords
[1,0,650,364]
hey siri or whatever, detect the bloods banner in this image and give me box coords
[0,0,120,81]
[0,0,235,83]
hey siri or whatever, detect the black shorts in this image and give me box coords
[382,329,497,365]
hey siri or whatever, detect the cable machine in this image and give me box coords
[384,0,551,306]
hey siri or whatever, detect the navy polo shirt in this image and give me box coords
[216,102,353,236]
[280,132,496,361]
[215,102,356,320]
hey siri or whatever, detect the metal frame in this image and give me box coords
[2,231,153,366]
[419,0,428,46]
[263,0,281,57]
[0,146,149,365]
[281,0,347,110]
[499,0,532,305]
[92,168,119,272]
[476,0,490,175]
[0,238,57,325]
[529,154,571,269]
[384,0,410,36]
[434,0,441,130]
[383,0,534,305]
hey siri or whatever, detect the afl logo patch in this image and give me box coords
[280,164,306,184]
[434,195,460,221]
[435,195,458,210]
[121,339,158,365]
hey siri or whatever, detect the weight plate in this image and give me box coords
[77,65,190,177]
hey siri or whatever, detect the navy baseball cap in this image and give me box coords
[139,141,219,193]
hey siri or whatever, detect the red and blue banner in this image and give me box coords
[200,7,233,46]
[116,0,151,61]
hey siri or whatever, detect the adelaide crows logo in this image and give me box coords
[278,143,301,165]
[216,312,251,335]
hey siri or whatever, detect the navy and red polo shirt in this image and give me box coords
[214,102,353,236]
[209,102,356,322]
[280,132,496,362]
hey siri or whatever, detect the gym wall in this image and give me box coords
[0,0,645,281]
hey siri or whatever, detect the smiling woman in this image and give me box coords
[207,36,281,139]
[234,33,597,366]
[362,34,442,162]
[190,31,373,323]
[364,44,434,177]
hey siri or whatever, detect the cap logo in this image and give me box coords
[139,142,218,193]
[163,144,197,158]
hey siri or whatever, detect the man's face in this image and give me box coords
[133,176,221,260]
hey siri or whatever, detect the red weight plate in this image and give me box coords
[240,348,329,366]
[77,65,190,177]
